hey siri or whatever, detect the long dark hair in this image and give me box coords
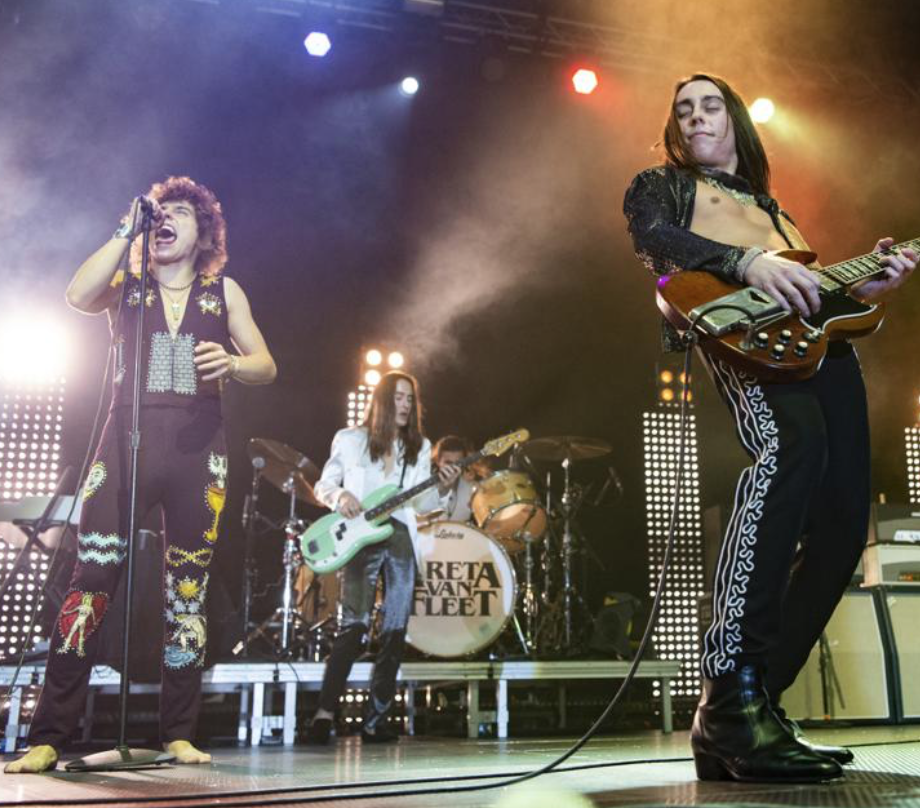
[662,73,771,196]
[363,371,424,466]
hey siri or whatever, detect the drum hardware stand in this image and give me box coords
[538,460,591,655]
[518,538,540,655]
[278,476,308,657]
[818,630,846,719]
[561,456,576,649]
[237,456,265,658]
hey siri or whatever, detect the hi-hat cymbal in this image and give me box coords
[523,436,612,462]
[248,438,322,507]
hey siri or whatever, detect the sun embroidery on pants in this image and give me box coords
[204,453,227,543]
[57,591,109,657]
[83,462,107,501]
[165,572,209,620]
[196,292,222,317]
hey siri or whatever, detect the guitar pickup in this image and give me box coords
[689,288,785,336]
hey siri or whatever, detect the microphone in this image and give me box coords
[136,195,156,214]
[252,456,266,471]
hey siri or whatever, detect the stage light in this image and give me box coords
[387,351,404,369]
[659,370,674,384]
[364,369,381,386]
[571,68,598,95]
[400,76,420,96]
[643,404,704,698]
[0,316,68,383]
[749,97,775,124]
[304,32,331,57]
[365,349,383,367]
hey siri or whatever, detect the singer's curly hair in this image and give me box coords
[130,176,228,277]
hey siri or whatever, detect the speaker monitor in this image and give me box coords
[882,589,920,720]
[783,589,893,722]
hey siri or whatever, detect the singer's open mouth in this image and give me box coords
[155,223,177,244]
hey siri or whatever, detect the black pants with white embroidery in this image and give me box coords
[28,403,226,751]
[699,346,870,696]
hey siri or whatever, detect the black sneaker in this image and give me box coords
[360,726,399,743]
[303,717,333,745]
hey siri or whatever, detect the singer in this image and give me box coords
[6,177,276,773]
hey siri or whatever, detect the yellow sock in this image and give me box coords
[164,740,211,764]
[4,745,58,774]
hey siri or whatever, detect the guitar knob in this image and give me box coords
[794,341,809,357]
[803,330,821,344]
[771,343,787,360]
[754,331,770,348]
[779,329,793,343]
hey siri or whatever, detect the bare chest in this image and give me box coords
[689,180,789,252]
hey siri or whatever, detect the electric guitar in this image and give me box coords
[656,238,919,382]
[299,429,530,574]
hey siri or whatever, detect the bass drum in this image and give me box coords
[407,522,516,658]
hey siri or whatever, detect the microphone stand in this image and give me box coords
[67,201,174,771]
[239,457,264,658]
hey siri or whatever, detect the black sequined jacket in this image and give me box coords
[623,164,798,352]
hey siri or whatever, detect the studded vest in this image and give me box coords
[111,271,230,412]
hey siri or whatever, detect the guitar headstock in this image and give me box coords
[481,429,530,459]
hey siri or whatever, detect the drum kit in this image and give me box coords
[238,434,619,661]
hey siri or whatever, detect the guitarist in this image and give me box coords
[304,371,460,743]
[623,73,915,783]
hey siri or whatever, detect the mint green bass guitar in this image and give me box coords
[299,429,529,574]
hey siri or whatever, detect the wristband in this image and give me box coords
[229,355,240,379]
[113,220,135,242]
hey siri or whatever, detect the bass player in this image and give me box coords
[303,371,460,743]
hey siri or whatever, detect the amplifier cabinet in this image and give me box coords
[783,588,895,722]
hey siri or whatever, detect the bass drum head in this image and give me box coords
[407,522,516,658]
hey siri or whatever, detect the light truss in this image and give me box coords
[230,0,920,103]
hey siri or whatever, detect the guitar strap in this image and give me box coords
[398,453,408,488]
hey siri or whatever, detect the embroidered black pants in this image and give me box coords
[700,347,870,697]
[316,520,416,732]
[28,404,226,751]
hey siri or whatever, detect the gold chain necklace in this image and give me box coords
[159,285,191,332]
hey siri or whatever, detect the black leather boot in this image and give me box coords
[771,703,855,765]
[691,666,843,782]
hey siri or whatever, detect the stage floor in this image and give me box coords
[1,726,919,807]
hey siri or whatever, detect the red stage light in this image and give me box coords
[572,68,599,95]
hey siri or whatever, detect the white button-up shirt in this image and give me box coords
[314,426,445,560]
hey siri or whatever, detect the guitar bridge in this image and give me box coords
[689,288,785,336]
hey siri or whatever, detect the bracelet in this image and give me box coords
[113,220,135,242]
[735,247,765,284]
[229,355,240,379]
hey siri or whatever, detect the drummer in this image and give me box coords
[431,436,478,523]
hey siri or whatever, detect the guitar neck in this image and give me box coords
[365,450,484,521]
[819,237,920,292]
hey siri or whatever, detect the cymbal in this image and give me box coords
[523,436,612,463]
[248,438,322,507]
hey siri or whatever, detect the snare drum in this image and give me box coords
[407,522,516,658]
[470,470,547,553]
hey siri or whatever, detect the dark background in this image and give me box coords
[2,0,919,625]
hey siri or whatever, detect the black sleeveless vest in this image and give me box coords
[111,271,231,413]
